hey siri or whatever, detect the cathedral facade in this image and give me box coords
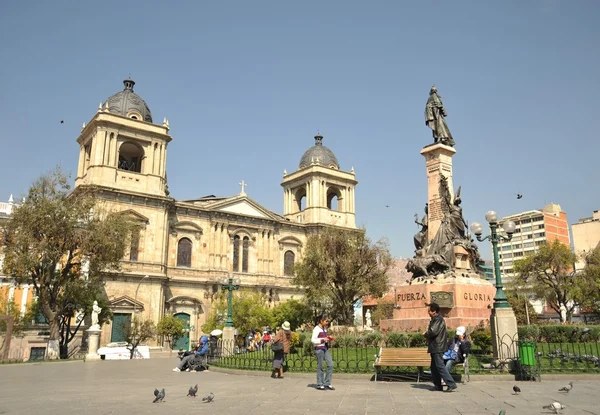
[75,79,359,349]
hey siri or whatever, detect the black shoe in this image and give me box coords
[444,386,457,393]
[316,385,326,390]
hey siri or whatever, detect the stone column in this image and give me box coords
[490,307,519,361]
[85,327,102,362]
[420,143,456,243]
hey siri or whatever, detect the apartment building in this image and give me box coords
[572,209,600,271]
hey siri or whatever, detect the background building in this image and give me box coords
[572,209,600,271]
[496,203,570,315]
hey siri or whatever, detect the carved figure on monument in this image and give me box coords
[406,249,451,278]
[91,300,102,328]
[425,85,455,147]
[365,309,372,328]
[413,203,429,251]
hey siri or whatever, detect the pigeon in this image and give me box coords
[153,388,165,403]
[558,381,573,393]
[512,385,521,395]
[187,384,198,398]
[516,193,523,199]
[542,402,565,414]
[60,120,64,124]
[202,392,214,403]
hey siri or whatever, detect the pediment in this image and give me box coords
[278,236,303,247]
[167,295,203,305]
[119,209,149,224]
[213,197,274,219]
[171,221,203,239]
[109,295,144,309]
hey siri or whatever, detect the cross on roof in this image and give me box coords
[239,180,247,196]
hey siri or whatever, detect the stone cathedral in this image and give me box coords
[75,79,359,349]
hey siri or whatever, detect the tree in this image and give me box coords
[370,298,395,327]
[511,240,579,322]
[157,315,185,356]
[575,245,600,315]
[1,169,136,359]
[293,228,392,325]
[202,290,275,336]
[122,317,156,359]
[506,290,538,326]
[270,298,312,331]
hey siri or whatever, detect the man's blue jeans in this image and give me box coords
[430,352,456,388]
[315,348,333,386]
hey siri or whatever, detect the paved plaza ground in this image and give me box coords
[1,357,599,414]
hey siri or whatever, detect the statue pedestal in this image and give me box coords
[380,275,495,332]
[420,143,456,243]
[490,307,519,361]
[221,327,236,357]
[85,327,102,362]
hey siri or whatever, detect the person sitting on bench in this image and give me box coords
[173,335,209,372]
[443,326,471,373]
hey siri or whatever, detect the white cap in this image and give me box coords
[456,326,466,336]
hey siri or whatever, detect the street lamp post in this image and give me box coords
[134,275,150,314]
[220,274,241,328]
[470,211,516,309]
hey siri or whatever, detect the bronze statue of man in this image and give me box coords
[425,85,455,147]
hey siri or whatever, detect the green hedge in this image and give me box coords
[518,325,600,342]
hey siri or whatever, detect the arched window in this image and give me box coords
[177,238,192,267]
[232,235,240,272]
[327,188,341,211]
[295,188,306,212]
[118,142,144,173]
[284,250,295,276]
[242,236,249,273]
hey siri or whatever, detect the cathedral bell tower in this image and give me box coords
[75,78,172,197]
[281,134,357,228]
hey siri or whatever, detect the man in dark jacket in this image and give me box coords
[422,303,457,392]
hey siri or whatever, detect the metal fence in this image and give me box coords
[207,335,600,377]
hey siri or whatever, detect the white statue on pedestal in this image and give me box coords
[365,309,372,328]
[91,300,102,329]
[559,304,567,323]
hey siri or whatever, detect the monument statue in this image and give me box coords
[425,85,455,147]
[91,300,102,328]
[365,309,372,328]
[413,203,429,251]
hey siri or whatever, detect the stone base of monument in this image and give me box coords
[380,274,495,332]
[221,326,236,357]
[85,327,102,362]
[490,307,519,360]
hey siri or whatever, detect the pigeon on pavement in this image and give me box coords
[153,388,165,403]
[512,385,521,395]
[542,402,565,414]
[558,381,573,393]
[202,392,215,403]
[187,384,198,398]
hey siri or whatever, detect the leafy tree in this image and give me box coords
[1,169,136,359]
[157,315,185,356]
[202,290,275,336]
[370,298,395,327]
[511,240,579,322]
[122,317,155,359]
[293,228,392,325]
[506,290,538,326]
[270,298,312,331]
[575,246,600,315]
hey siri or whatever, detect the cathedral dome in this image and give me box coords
[103,79,153,123]
[298,134,340,170]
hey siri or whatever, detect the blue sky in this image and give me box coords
[1,1,598,259]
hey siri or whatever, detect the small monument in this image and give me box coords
[364,309,373,330]
[85,300,103,362]
[380,86,496,331]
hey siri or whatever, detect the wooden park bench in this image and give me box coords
[374,347,470,383]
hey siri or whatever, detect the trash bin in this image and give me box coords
[518,341,536,366]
